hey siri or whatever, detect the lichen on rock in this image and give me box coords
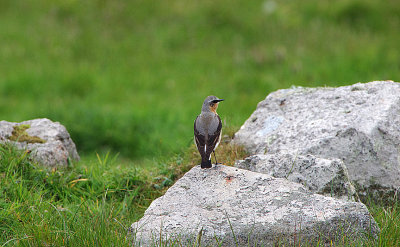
[8,124,46,144]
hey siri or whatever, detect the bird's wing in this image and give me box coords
[205,115,222,158]
[194,116,206,158]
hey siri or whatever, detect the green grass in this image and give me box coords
[1,0,399,159]
[0,143,147,246]
[0,142,173,246]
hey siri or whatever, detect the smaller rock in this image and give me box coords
[235,153,357,201]
[0,118,80,166]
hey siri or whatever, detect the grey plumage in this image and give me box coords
[194,95,224,168]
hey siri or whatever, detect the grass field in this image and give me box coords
[1,0,400,246]
[1,0,399,160]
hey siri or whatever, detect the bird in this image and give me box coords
[194,95,224,168]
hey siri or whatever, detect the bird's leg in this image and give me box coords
[213,151,219,165]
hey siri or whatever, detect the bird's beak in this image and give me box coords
[212,99,224,103]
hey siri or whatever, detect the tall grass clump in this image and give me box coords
[0,143,157,246]
[364,195,400,247]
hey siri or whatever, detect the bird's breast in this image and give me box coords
[198,113,219,135]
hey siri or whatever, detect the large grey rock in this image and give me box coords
[235,153,357,201]
[130,165,378,246]
[0,118,80,166]
[232,81,400,199]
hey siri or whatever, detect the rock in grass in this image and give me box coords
[232,81,400,201]
[130,165,378,246]
[0,118,79,166]
[235,153,357,201]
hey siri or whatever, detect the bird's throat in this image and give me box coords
[209,103,218,113]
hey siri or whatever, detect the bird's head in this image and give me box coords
[202,95,224,113]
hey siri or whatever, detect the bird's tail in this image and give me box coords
[201,158,212,169]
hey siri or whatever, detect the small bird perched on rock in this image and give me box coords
[194,95,224,168]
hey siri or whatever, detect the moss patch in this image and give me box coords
[8,124,46,144]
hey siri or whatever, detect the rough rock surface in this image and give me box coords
[0,118,80,166]
[232,81,400,198]
[130,165,378,246]
[235,153,357,201]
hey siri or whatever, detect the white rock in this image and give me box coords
[235,153,357,201]
[130,165,378,246]
[233,81,400,198]
[0,118,80,166]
